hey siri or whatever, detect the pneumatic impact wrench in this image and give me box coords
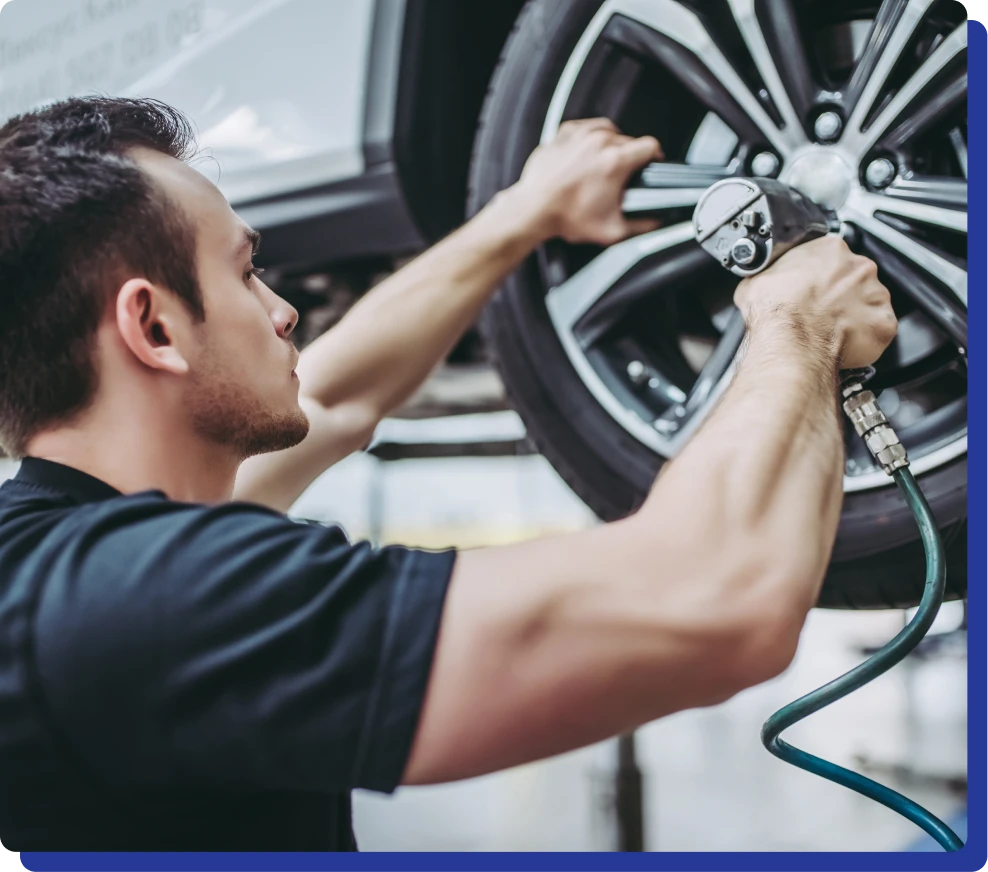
[693,176,838,277]
[691,177,906,472]
[689,177,961,851]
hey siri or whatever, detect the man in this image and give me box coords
[0,97,895,850]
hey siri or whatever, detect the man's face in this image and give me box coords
[135,150,309,458]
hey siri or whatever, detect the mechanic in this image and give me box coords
[0,97,896,851]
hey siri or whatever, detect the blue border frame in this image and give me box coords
[16,18,987,872]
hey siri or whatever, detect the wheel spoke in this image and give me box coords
[843,24,966,157]
[576,245,716,347]
[879,69,967,152]
[654,309,744,442]
[544,222,709,457]
[623,188,707,213]
[854,190,966,232]
[844,0,910,111]
[546,223,696,332]
[727,0,813,134]
[884,175,967,207]
[860,236,967,347]
[599,0,801,155]
[949,128,968,179]
[845,192,967,305]
[622,162,733,214]
[845,0,933,146]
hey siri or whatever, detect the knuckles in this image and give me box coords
[598,149,623,176]
[853,255,879,279]
[879,311,899,343]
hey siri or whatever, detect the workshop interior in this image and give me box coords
[0,0,970,853]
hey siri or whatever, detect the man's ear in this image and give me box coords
[115,278,192,375]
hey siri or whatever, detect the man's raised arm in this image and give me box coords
[234,120,662,510]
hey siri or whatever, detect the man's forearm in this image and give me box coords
[405,237,893,784]
[638,315,844,620]
[405,319,849,782]
[295,187,547,421]
[566,315,846,724]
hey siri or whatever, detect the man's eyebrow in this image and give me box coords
[236,227,262,258]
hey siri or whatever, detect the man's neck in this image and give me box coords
[26,424,240,504]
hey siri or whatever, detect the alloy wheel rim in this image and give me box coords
[537,0,968,492]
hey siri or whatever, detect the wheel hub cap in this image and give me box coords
[783,151,854,211]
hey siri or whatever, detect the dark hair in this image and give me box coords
[0,96,202,457]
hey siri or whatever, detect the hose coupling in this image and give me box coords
[841,374,909,476]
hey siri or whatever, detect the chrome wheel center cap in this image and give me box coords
[783,151,854,211]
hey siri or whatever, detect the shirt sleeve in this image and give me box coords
[32,497,455,794]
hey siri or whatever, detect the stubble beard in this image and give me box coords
[187,366,310,460]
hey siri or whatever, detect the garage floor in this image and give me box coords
[1,442,966,852]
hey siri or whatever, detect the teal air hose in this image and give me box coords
[761,376,964,852]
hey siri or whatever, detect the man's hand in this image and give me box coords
[512,118,664,245]
[735,236,898,369]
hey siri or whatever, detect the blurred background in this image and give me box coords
[0,0,969,852]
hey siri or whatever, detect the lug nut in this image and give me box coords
[813,111,842,142]
[865,157,896,189]
[731,238,758,266]
[750,151,780,178]
[627,360,648,385]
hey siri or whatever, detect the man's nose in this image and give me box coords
[259,278,299,338]
[273,300,299,339]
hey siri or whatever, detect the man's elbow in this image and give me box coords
[302,395,381,457]
[349,406,381,454]
[699,566,813,703]
[734,598,805,687]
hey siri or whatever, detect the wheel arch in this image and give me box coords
[387,0,528,243]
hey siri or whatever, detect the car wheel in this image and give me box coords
[468,0,968,608]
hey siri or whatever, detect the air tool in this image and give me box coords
[691,178,962,851]
[693,177,840,276]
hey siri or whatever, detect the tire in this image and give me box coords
[468,0,968,609]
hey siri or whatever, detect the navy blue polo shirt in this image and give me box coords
[0,458,455,851]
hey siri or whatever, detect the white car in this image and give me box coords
[0,0,969,609]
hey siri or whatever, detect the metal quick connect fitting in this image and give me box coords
[841,381,909,476]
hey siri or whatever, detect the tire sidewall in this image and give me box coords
[472,0,662,518]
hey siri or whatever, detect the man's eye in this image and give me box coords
[244,265,265,285]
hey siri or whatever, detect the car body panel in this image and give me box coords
[0,0,374,206]
[0,0,526,266]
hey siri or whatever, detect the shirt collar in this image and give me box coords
[14,457,123,505]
